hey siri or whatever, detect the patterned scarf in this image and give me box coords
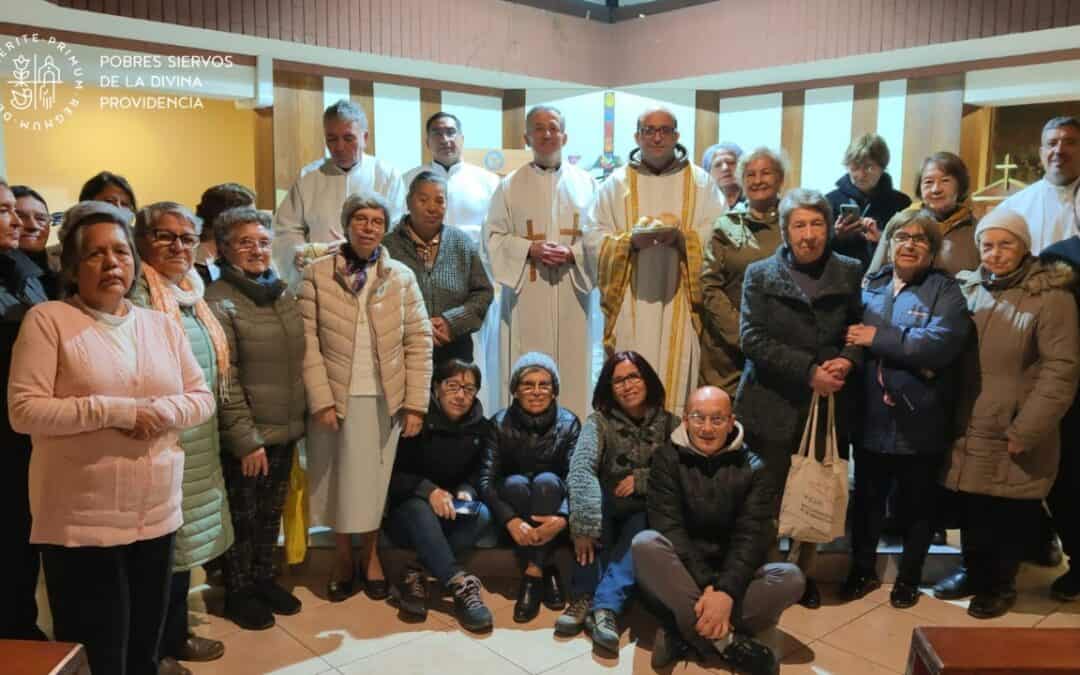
[141,265,231,401]
[401,217,441,270]
[342,244,381,293]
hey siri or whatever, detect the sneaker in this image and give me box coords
[650,626,689,669]
[224,588,275,631]
[839,570,881,601]
[391,565,428,619]
[255,581,302,616]
[933,569,973,600]
[1051,568,1080,602]
[589,608,620,653]
[718,634,779,675]
[450,573,493,632]
[554,594,592,636]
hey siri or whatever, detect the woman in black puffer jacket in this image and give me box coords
[479,351,580,624]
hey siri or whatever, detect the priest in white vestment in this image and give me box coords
[998,116,1080,253]
[486,105,598,419]
[586,109,726,415]
[404,112,501,413]
[273,99,405,286]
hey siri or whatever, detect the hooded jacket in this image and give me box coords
[647,421,776,603]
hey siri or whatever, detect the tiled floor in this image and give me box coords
[157,559,1080,675]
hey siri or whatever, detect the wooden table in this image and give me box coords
[907,626,1080,674]
[1,640,90,675]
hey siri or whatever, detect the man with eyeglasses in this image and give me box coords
[632,386,803,674]
[587,107,726,415]
[485,105,598,420]
[273,99,405,287]
[11,186,58,297]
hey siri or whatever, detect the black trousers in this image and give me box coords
[0,440,43,639]
[499,472,567,569]
[41,532,175,675]
[850,450,941,585]
[956,490,1042,593]
[221,442,295,594]
[161,569,192,658]
[1047,428,1080,567]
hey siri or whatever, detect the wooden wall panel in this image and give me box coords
[694,90,720,166]
[960,105,996,193]
[253,107,276,210]
[851,81,879,140]
[502,90,527,151]
[349,79,376,156]
[901,74,964,201]
[419,88,442,165]
[781,90,805,189]
[272,70,325,193]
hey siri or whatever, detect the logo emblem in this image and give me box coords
[1,34,84,131]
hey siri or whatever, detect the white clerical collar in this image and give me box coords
[430,160,463,178]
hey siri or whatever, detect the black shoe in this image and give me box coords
[890,581,921,609]
[391,565,428,619]
[224,589,275,631]
[176,634,224,662]
[968,588,1017,619]
[327,577,355,603]
[718,634,779,675]
[1028,539,1065,567]
[158,657,192,675]
[839,570,881,601]
[933,569,973,600]
[542,565,566,610]
[589,608,620,653]
[514,574,543,623]
[449,573,493,632]
[651,626,690,669]
[365,577,390,601]
[1051,567,1080,602]
[555,594,592,636]
[255,581,302,615]
[798,577,820,609]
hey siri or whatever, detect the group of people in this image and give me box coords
[1,97,1078,675]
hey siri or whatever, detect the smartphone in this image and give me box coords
[839,203,860,222]
[453,499,481,517]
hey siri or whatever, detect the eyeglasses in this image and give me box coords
[612,372,643,389]
[232,237,272,252]
[686,412,730,427]
[149,229,200,249]
[638,125,676,138]
[428,128,460,139]
[350,215,386,231]
[892,232,931,248]
[443,382,478,397]
[518,382,554,394]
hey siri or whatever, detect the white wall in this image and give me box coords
[322,76,350,111]
[441,91,502,150]
[876,79,907,189]
[373,82,422,173]
[717,92,784,160]
[525,88,605,174]
[800,86,854,193]
[965,60,1080,107]
[614,88,696,163]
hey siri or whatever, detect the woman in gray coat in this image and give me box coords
[734,188,863,610]
[206,207,307,631]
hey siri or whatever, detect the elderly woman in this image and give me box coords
[702,141,744,209]
[701,147,787,394]
[840,210,971,609]
[9,201,214,675]
[480,352,580,623]
[80,170,137,211]
[735,188,863,609]
[0,180,50,643]
[826,134,912,272]
[561,351,677,652]
[195,183,256,285]
[301,192,432,603]
[385,359,493,631]
[130,202,237,672]
[932,209,1080,619]
[382,170,493,365]
[205,207,306,630]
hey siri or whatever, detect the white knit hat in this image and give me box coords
[974,207,1032,251]
[509,351,560,396]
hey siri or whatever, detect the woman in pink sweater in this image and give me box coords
[8,201,215,675]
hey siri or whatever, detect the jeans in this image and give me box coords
[41,532,175,675]
[386,495,492,586]
[499,472,567,569]
[569,497,648,613]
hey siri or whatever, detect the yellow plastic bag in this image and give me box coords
[282,443,309,565]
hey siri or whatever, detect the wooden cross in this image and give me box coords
[559,213,583,245]
[996,153,1018,188]
[525,219,547,282]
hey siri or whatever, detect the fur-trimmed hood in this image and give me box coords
[957,256,1077,298]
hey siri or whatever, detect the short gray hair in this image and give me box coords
[134,201,203,240]
[58,200,140,298]
[735,147,788,190]
[525,105,566,131]
[213,206,272,251]
[323,99,368,130]
[779,188,833,230]
[636,107,678,130]
[340,192,391,239]
[407,170,447,203]
[701,142,743,172]
[1043,116,1080,140]
[883,209,944,258]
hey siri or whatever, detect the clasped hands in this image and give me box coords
[428,487,474,520]
[695,586,735,641]
[630,228,683,251]
[126,401,169,441]
[313,406,423,437]
[809,357,853,396]
[528,240,575,267]
[506,513,566,547]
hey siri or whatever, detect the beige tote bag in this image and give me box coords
[777,394,849,544]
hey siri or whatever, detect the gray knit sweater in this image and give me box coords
[567,406,679,539]
[382,222,493,340]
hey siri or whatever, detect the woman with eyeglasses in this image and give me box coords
[204,207,306,631]
[841,210,971,609]
[559,351,677,652]
[384,359,493,631]
[479,351,580,623]
[301,192,433,605]
[130,202,240,674]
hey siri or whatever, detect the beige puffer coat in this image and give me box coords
[299,248,433,418]
[943,258,1080,500]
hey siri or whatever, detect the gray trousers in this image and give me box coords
[632,530,805,654]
